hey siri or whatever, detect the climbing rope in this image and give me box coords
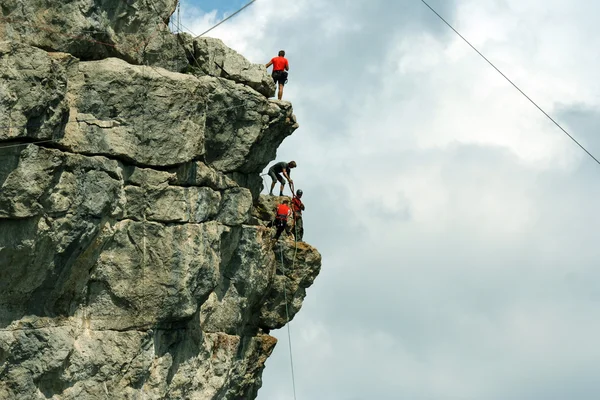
[141,57,151,332]
[420,0,600,168]
[139,8,304,399]
[272,184,304,400]
[195,0,258,38]
[278,241,298,400]
[177,2,182,35]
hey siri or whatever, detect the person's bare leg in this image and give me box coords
[270,181,276,195]
[278,83,284,100]
[279,182,285,195]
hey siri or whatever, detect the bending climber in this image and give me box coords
[265,50,289,100]
[268,160,296,196]
[291,189,305,241]
[273,198,292,241]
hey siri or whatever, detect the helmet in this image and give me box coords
[296,189,303,197]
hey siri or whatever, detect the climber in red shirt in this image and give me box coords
[272,198,292,242]
[265,50,289,100]
[291,189,305,241]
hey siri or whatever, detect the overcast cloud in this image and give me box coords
[180,1,600,399]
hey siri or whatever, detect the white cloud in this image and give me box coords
[184,0,600,399]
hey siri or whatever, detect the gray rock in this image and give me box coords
[63,57,207,166]
[0,42,70,142]
[0,2,277,98]
[0,2,320,398]
[174,161,238,190]
[217,188,253,226]
[0,144,321,400]
[86,220,223,330]
[259,239,323,329]
[180,35,276,98]
[0,0,187,69]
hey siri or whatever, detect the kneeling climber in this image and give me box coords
[268,160,296,196]
[273,198,292,242]
[292,189,305,241]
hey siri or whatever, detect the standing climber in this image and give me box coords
[291,189,305,241]
[273,198,292,242]
[268,160,296,196]
[265,50,289,100]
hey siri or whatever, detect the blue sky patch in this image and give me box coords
[184,0,247,17]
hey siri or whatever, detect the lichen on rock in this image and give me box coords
[0,1,321,398]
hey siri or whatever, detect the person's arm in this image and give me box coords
[285,59,289,71]
[265,60,273,68]
[283,168,292,182]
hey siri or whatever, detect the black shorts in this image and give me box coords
[268,169,285,184]
[272,70,288,85]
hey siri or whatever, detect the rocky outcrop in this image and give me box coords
[0,1,320,399]
[0,0,276,96]
[179,35,275,98]
[0,0,184,66]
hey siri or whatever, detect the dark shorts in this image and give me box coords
[272,70,288,85]
[268,169,285,184]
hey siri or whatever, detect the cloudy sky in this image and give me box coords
[178,1,600,399]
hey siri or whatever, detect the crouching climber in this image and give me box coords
[292,189,305,241]
[265,50,289,100]
[268,160,296,196]
[273,198,292,242]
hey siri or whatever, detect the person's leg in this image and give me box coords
[278,83,284,100]
[277,174,285,196]
[268,170,277,195]
[274,223,283,240]
[296,216,303,241]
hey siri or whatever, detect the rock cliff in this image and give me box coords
[0,1,321,399]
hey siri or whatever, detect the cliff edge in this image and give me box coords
[0,1,321,399]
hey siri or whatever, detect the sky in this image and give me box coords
[179,1,600,399]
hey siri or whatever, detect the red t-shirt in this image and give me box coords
[271,56,289,71]
[292,198,303,215]
[276,204,290,219]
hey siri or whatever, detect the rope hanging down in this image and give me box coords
[419,0,600,167]
[275,186,304,400]
[279,242,298,400]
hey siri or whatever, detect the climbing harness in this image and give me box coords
[276,204,290,220]
[272,70,289,85]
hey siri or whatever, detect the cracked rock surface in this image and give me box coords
[0,1,320,398]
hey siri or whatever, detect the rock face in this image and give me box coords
[0,0,276,96]
[0,1,320,399]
